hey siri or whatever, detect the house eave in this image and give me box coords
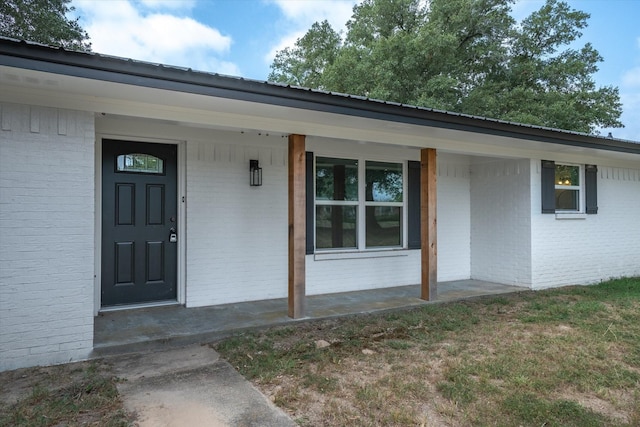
[0,37,639,155]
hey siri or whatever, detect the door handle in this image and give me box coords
[169,227,177,243]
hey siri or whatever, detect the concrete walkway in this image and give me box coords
[97,281,523,426]
[110,344,295,427]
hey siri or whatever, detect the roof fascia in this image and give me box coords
[1,40,639,156]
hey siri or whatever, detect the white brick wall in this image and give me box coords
[2,99,637,374]
[307,252,421,295]
[185,135,290,307]
[172,135,475,300]
[470,158,532,286]
[437,154,471,281]
[0,103,95,372]
[185,137,474,302]
[530,160,640,288]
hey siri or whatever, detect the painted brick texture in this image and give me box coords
[185,137,289,307]
[186,138,473,298]
[531,160,640,288]
[6,103,637,375]
[437,154,471,281]
[470,158,532,287]
[185,139,473,302]
[0,103,95,371]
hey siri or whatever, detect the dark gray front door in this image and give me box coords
[101,140,177,306]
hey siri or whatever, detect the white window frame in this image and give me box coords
[363,160,405,249]
[314,155,408,252]
[554,163,584,213]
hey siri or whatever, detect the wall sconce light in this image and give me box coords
[250,159,262,186]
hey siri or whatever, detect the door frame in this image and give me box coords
[94,134,186,315]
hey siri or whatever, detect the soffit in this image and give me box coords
[1,64,639,167]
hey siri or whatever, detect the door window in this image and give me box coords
[117,153,165,174]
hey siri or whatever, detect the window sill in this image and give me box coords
[555,213,587,220]
[313,248,411,261]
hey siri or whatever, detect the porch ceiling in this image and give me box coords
[2,64,639,168]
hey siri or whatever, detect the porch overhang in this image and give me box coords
[1,38,639,168]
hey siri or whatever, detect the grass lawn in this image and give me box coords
[1,278,638,426]
[215,277,640,426]
[0,361,131,426]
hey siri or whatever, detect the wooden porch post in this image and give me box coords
[288,134,306,318]
[421,148,437,301]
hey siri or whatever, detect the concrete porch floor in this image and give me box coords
[93,280,524,356]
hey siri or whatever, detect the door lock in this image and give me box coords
[169,227,177,243]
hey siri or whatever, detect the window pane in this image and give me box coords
[555,164,579,186]
[556,189,579,210]
[316,205,357,249]
[316,157,358,201]
[117,153,164,174]
[366,161,403,202]
[366,206,402,247]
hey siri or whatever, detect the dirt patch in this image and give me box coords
[561,391,630,424]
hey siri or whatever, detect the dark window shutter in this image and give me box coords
[541,160,556,214]
[306,151,314,254]
[585,164,598,214]
[407,160,421,249]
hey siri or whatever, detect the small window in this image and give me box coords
[116,153,164,174]
[365,161,403,247]
[555,164,581,211]
[315,157,359,249]
[542,161,597,215]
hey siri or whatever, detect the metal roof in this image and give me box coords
[1,37,639,155]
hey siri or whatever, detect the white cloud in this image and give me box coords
[625,37,640,88]
[263,30,306,64]
[138,0,196,9]
[622,67,640,88]
[263,0,357,65]
[74,0,238,74]
[270,0,356,23]
[608,36,640,141]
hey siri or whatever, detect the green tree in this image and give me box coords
[0,0,91,51]
[269,0,622,134]
[269,20,341,89]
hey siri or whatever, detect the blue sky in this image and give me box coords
[72,0,640,141]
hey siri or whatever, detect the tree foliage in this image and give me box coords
[0,0,91,51]
[268,0,622,134]
[270,20,341,89]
